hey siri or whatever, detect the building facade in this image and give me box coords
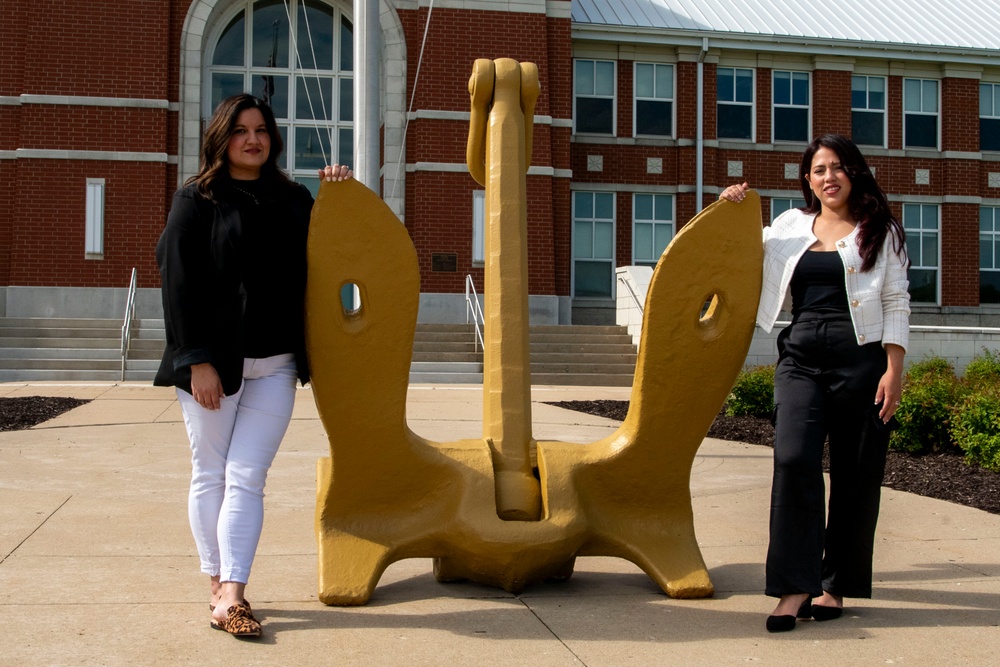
[2,0,1000,326]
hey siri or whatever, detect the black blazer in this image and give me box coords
[153,181,313,395]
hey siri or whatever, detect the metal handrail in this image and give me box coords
[465,274,485,352]
[617,274,644,314]
[120,267,137,381]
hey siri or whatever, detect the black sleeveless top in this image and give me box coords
[790,250,850,315]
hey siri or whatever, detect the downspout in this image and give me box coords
[696,38,709,212]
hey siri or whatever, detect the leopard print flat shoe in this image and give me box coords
[210,598,254,619]
[210,603,261,638]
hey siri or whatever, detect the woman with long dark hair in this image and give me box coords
[155,93,351,638]
[722,134,910,633]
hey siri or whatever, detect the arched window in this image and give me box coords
[206,0,353,193]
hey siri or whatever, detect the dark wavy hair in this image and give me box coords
[187,94,291,198]
[799,134,906,272]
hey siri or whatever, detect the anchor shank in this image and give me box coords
[482,58,541,521]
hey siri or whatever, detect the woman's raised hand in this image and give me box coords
[719,182,750,203]
[318,164,354,181]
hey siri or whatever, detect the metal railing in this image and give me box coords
[465,274,485,352]
[617,274,644,314]
[120,267,137,381]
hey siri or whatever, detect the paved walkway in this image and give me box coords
[1,382,997,666]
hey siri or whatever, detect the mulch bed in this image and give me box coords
[547,399,1000,516]
[0,396,91,432]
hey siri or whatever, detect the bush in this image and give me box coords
[963,347,1000,391]
[950,389,1000,471]
[890,356,965,455]
[905,355,956,383]
[726,365,775,419]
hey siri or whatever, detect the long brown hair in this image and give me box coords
[799,134,906,272]
[187,94,291,198]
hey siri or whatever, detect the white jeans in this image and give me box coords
[176,354,298,583]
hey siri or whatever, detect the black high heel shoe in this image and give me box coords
[810,604,843,621]
[765,614,796,633]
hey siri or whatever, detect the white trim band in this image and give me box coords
[407,161,570,177]
[13,149,168,162]
[19,95,170,109]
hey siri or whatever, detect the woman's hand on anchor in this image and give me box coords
[719,182,750,203]
[318,164,354,181]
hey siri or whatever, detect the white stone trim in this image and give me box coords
[19,95,169,109]
[13,149,168,162]
[406,161,569,178]
[410,0,548,12]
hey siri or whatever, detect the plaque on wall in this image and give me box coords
[432,252,458,272]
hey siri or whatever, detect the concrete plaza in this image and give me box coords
[1,382,997,665]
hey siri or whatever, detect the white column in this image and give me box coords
[354,0,381,192]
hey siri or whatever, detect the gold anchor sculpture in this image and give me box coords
[305,58,763,605]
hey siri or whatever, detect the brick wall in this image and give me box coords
[22,0,169,99]
[11,161,166,287]
[1,0,997,314]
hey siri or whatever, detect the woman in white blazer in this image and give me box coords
[721,134,910,633]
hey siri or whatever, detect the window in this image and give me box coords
[85,179,105,259]
[717,67,754,140]
[903,203,939,303]
[903,78,939,149]
[632,194,674,266]
[773,71,810,142]
[852,75,886,147]
[573,192,615,298]
[634,63,673,137]
[980,207,1000,303]
[574,59,615,135]
[472,190,485,264]
[207,0,353,193]
[980,84,1000,152]
[770,197,806,222]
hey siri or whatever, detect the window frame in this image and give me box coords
[573,58,617,136]
[632,62,675,138]
[204,0,354,191]
[771,70,811,144]
[716,66,755,141]
[631,193,675,267]
[980,206,1000,304]
[903,78,940,150]
[472,190,485,266]
[851,74,887,148]
[902,202,941,304]
[85,178,105,260]
[769,197,807,223]
[571,191,617,299]
[980,83,1000,153]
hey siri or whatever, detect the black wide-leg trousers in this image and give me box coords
[765,311,891,599]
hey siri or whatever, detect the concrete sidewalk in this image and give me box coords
[0,382,997,666]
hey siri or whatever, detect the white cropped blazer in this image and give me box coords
[756,209,911,352]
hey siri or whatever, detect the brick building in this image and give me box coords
[2,0,1000,326]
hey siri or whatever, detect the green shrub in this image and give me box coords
[905,355,956,383]
[726,365,775,419]
[963,347,1000,391]
[890,356,965,455]
[949,389,1000,471]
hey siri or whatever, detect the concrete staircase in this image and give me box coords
[0,319,637,386]
[0,317,163,382]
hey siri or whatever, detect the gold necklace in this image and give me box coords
[231,183,260,205]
